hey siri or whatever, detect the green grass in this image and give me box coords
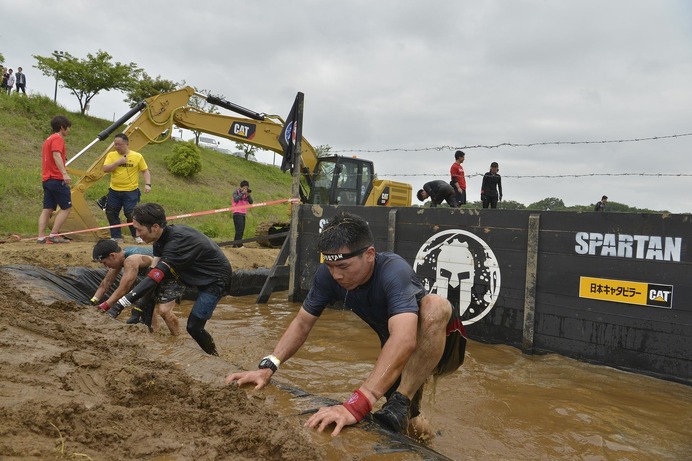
[0,93,293,240]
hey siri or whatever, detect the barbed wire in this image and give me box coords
[331,132,692,154]
[380,172,692,178]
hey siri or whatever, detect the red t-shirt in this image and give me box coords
[42,133,66,181]
[450,162,466,190]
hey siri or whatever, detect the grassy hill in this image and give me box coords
[0,93,293,240]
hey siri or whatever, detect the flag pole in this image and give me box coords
[288,92,304,301]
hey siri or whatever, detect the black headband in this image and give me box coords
[95,251,112,261]
[322,246,370,262]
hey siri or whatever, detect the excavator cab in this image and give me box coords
[308,156,374,206]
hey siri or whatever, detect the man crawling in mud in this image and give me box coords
[91,238,183,335]
[226,212,467,440]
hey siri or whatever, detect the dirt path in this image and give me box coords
[0,239,280,272]
[0,240,326,461]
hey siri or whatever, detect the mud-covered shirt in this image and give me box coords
[153,225,232,289]
[303,252,426,345]
[124,246,154,277]
[124,246,153,258]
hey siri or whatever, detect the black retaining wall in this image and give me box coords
[290,205,691,384]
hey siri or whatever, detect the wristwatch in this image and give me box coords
[258,355,280,373]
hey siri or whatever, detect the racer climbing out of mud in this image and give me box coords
[90,239,184,334]
[226,212,467,440]
[107,202,232,355]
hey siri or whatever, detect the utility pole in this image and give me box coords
[52,50,65,103]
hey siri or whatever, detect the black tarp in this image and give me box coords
[1,265,288,304]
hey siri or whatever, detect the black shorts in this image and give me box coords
[384,309,467,418]
[434,312,467,376]
[157,279,185,304]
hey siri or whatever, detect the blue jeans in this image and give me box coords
[191,287,221,320]
[106,188,141,239]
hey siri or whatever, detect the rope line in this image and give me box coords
[22,197,299,242]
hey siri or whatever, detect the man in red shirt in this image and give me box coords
[37,115,72,244]
[450,150,466,206]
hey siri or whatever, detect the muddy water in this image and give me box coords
[168,295,692,461]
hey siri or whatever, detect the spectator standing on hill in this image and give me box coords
[107,202,232,355]
[594,195,608,211]
[231,180,253,248]
[416,180,459,208]
[226,212,467,439]
[15,67,26,94]
[102,133,151,244]
[37,115,72,244]
[450,150,467,205]
[480,162,503,209]
[5,69,14,94]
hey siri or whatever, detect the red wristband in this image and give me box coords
[342,389,372,422]
[98,301,110,311]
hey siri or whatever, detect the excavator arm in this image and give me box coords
[65,86,319,237]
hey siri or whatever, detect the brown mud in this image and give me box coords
[0,240,326,460]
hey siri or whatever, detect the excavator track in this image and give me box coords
[255,222,290,248]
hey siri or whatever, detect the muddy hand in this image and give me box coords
[305,404,357,437]
[225,369,273,390]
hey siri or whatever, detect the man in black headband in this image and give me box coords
[226,212,467,440]
[90,239,184,334]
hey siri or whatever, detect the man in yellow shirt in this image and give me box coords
[102,133,151,243]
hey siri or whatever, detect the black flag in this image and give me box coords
[278,93,302,172]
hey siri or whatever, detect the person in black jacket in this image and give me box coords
[107,202,232,355]
[480,162,503,209]
[416,180,459,207]
[594,195,608,211]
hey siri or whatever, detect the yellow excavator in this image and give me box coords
[64,86,412,243]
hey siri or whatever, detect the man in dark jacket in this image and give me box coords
[107,202,232,355]
[416,180,459,207]
[480,162,503,209]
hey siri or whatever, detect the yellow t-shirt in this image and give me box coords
[104,150,148,191]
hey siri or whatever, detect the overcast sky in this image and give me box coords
[2,0,691,212]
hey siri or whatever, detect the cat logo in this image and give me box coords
[228,122,256,140]
[377,187,390,206]
[647,284,673,308]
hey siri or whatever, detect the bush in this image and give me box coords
[164,141,202,177]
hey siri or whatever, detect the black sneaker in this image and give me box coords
[126,307,143,324]
[373,391,411,433]
[106,303,124,319]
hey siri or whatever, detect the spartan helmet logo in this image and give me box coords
[414,230,501,325]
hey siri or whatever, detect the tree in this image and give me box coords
[33,50,140,114]
[234,142,258,161]
[497,200,527,210]
[123,72,181,108]
[186,89,220,145]
[528,197,566,211]
[315,144,333,157]
[0,52,5,65]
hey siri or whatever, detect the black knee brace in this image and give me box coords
[186,314,218,356]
